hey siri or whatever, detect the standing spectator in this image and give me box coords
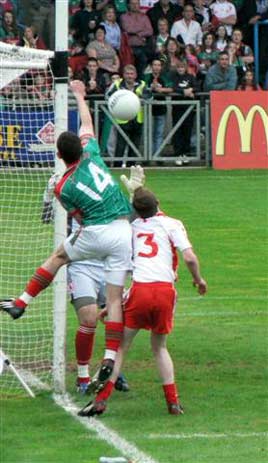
[121,0,154,78]
[171,3,203,47]
[231,28,254,68]
[100,5,121,51]
[172,60,199,166]
[210,0,237,37]
[86,25,120,83]
[106,64,151,166]
[198,32,219,82]
[19,25,47,49]
[143,58,173,154]
[193,0,212,32]
[160,37,184,74]
[79,186,207,418]
[238,69,262,90]
[214,24,229,50]
[147,0,183,35]
[0,10,20,45]
[28,0,55,50]
[71,0,101,44]
[204,50,237,90]
[77,57,107,95]
[154,17,170,54]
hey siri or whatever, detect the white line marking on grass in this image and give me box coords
[148,432,268,440]
[179,296,268,301]
[54,393,160,463]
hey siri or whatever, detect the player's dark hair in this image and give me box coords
[132,187,159,219]
[57,131,83,164]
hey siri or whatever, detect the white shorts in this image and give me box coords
[67,262,106,307]
[64,219,132,286]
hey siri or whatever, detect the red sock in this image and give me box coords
[16,267,54,308]
[76,325,96,379]
[163,383,179,405]
[105,321,123,353]
[96,380,115,402]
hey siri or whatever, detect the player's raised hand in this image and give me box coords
[70,80,86,98]
[193,278,207,295]
[120,165,145,196]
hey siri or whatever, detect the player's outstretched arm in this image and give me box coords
[70,80,95,139]
[182,248,207,295]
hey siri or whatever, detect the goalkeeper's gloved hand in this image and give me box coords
[120,165,145,198]
[43,172,62,204]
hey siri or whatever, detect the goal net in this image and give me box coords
[0,42,57,396]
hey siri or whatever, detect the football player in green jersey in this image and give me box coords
[0,80,143,390]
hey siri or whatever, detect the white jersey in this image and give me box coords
[131,213,192,283]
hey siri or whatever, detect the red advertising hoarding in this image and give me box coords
[211,91,268,169]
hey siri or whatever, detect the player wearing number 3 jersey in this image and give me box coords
[79,187,207,418]
[0,80,135,390]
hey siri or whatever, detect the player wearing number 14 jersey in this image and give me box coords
[79,187,207,418]
[0,80,135,389]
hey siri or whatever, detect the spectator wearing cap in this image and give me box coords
[170,3,203,47]
[204,50,237,90]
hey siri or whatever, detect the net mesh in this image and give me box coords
[0,43,55,396]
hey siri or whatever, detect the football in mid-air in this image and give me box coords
[108,89,141,121]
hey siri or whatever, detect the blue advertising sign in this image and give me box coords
[0,109,79,165]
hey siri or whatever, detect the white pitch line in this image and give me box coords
[54,393,160,463]
[178,296,268,301]
[148,432,268,440]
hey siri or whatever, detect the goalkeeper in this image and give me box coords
[0,80,144,391]
[41,167,144,394]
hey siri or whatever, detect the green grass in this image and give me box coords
[1,169,268,463]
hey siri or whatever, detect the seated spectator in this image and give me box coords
[86,25,120,82]
[172,60,199,166]
[70,0,101,44]
[160,37,185,75]
[238,69,262,90]
[68,37,89,74]
[19,25,47,49]
[147,0,183,35]
[231,28,254,68]
[100,5,121,51]
[193,0,212,32]
[209,0,237,37]
[214,24,229,51]
[204,50,237,90]
[171,3,203,48]
[0,10,20,45]
[198,32,219,78]
[77,56,107,94]
[226,41,245,81]
[143,58,173,154]
[154,17,170,54]
[121,0,154,78]
[185,44,200,76]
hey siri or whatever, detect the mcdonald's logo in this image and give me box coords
[216,104,268,156]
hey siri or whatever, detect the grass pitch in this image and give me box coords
[1,168,268,463]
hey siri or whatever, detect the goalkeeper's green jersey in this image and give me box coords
[54,136,132,226]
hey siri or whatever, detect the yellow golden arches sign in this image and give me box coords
[216,104,268,156]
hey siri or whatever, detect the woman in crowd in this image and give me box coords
[100,4,121,51]
[185,44,200,77]
[86,25,120,81]
[238,69,261,91]
[198,32,219,78]
[154,18,170,55]
[214,24,228,51]
[71,0,101,44]
[20,25,46,49]
[0,10,20,45]
[227,41,245,82]
[160,37,185,76]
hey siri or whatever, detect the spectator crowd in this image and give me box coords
[0,0,267,163]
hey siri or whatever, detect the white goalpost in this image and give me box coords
[0,1,69,396]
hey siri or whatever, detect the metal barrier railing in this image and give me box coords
[92,94,210,166]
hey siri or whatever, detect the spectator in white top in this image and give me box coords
[170,3,203,47]
[210,0,237,37]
